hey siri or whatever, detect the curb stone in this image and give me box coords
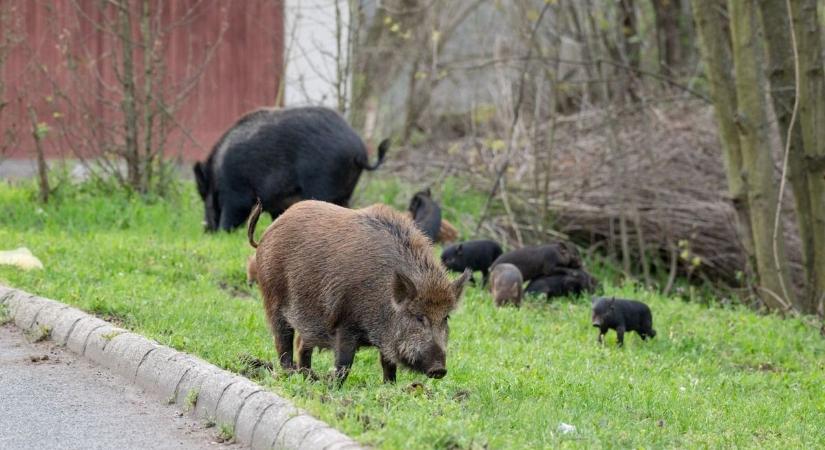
[0,285,365,450]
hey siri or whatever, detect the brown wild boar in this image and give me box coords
[248,200,471,385]
[489,263,523,307]
[246,255,258,286]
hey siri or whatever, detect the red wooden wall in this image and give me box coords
[0,0,284,162]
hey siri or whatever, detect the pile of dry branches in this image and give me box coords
[402,100,804,292]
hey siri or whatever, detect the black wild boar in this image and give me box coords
[525,268,598,299]
[194,106,389,231]
[591,297,656,346]
[490,242,582,282]
[489,263,523,307]
[248,200,471,385]
[408,188,442,241]
[441,240,503,286]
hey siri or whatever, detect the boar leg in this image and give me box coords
[334,330,358,386]
[218,198,254,231]
[616,326,625,347]
[380,353,397,383]
[296,339,319,380]
[597,331,604,344]
[481,270,489,287]
[274,316,295,370]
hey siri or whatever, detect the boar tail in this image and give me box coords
[362,138,390,171]
[247,199,263,248]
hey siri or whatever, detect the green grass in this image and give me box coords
[1,178,824,449]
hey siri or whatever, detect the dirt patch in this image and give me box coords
[218,280,252,299]
[736,362,782,373]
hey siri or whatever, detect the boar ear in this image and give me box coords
[452,268,472,299]
[424,187,431,197]
[393,272,417,306]
[408,196,420,213]
[456,244,463,255]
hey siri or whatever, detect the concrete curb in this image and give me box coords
[0,285,364,450]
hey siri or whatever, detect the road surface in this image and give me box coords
[0,324,241,450]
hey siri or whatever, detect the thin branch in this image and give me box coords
[772,0,799,307]
[475,1,553,235]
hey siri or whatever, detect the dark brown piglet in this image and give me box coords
[525,268,598,300]
[248,200,471,385]
[408,188,442,242]
[591,297,656,346]
[491,242,582,281]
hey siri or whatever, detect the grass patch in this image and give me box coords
[1,178,824,448]
[216,423,234,443]
[25,324,52,343]
[184,389,199,413]
[0,303,10,325]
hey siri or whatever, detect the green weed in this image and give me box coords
[1,178,823,449]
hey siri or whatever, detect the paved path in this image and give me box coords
[0,324,242,450]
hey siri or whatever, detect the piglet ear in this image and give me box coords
[393,272,417,307]
[452,268,472,299]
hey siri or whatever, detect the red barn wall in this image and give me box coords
[0,0,284,162]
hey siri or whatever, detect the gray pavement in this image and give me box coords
[0,324,242,450]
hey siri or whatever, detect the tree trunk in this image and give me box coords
[652,0,683,76]
[758,0,816,311]
[729,0,796,309]
[691,0,756,275]
[789,0,825,313]
[28,107,49,204]
[116,0,141,192]
[349,1,418,137]
[618,0,640,69]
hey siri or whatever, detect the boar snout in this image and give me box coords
[426,366,447,379]
[592,315,602,327]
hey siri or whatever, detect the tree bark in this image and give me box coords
[652,0,683,76]
[349,1,417,137]
[729,0,796,309]
[691,0,756,273]
[28,107,49,204]
[116,0,141,192]
[758,0,816,311]
[789,0,825,313]
[618,0,640,70]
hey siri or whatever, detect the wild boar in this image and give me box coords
[489,263,523,307]
[490,242,581,282]
[408,188,442,241]
[194,106,389,231]
[248,200,471,385]
[246,255,258,286]
[525,268,598,299]
[404,211,458,244]
[441,240,503,286]
[591,297,656,346]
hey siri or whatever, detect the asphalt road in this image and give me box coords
[0,324,241,450]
